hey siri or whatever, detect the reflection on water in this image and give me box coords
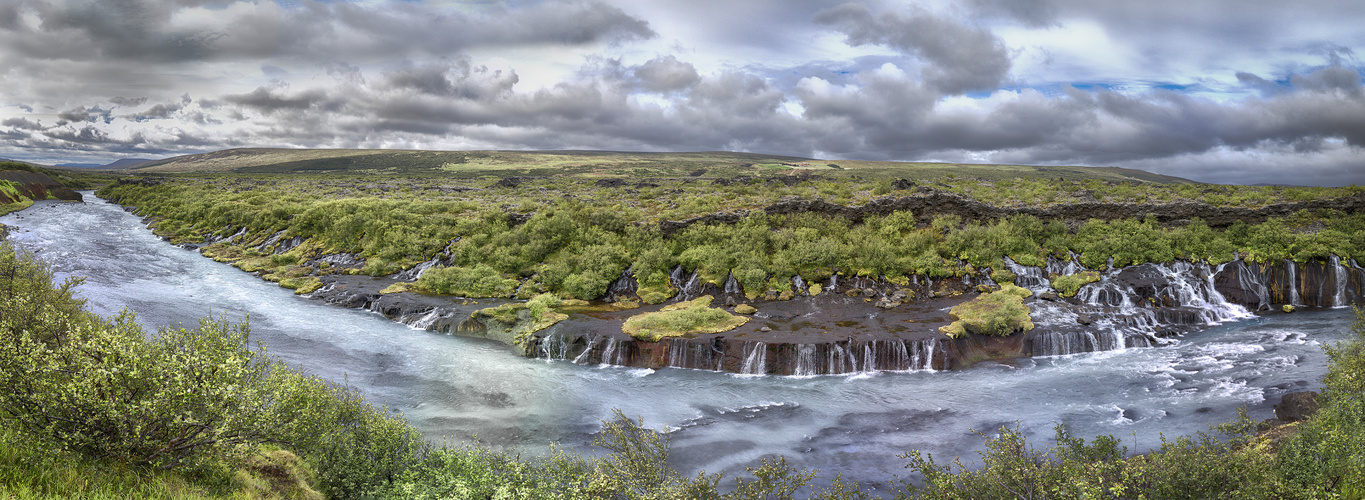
[2,196,1350,491]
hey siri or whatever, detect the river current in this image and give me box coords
[1,195,1352,491]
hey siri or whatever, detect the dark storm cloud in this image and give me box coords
[0,0,653,66]
[965,0,1059,28]
[1,117,43,130]
[278,1,654,61]
[814,3,1011,95]
[224,86,333,114]
[382,59,520,99]
[108,96,149,107]
[634,56,701,93]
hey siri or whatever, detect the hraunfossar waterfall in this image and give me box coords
[2,194,1360,490]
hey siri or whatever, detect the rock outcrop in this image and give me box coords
[0,170,84,203]
[659,189,1365,235]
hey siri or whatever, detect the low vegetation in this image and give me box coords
[93,173,1365,307]
[621,295,748,342]
[1050,271,1101,298]
[939,284,1034,338]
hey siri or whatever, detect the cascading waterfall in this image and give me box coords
[1004,257,1051,294]
[572,336,600,364]
[791,275,807,294]
[1332,255,1348,308]
[793,344,819,376]
[723,273,742,295]
[741,342,767,375]
[1287,259,1301,306]
[601,338,627,365]
[538,331,572,360]
[1235,261,1271,311]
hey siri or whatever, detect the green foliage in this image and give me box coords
[1275,306,1365,495]
[1050,271,1100,298]
[95,176,1365,302]
[940,284,1034,338]
[899,424,1291,500]
[418,264,519,297]
[0,243,424,497]
[622,295,748,342]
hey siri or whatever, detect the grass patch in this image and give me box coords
[622,295,748,342]
[940,284,1035,338]
[1051,271,1101,297]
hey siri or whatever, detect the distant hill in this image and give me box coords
[103,158,159,169]
[129,147,1198,184]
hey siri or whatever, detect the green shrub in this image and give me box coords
[418,264,519,297]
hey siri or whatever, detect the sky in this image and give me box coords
[1,0,1363,185]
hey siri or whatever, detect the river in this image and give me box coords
[1,195,1352,491]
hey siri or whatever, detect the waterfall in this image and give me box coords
[1004,257,1051,294]
[666,339,721,371]
[1286,259,1301,306]
[677,271,702,301]
[792,275,807,294]
[254,230,287,252]
[572,336,600,364]
[668,265,687,298]
[741,342,767,375]
[538,331,571,360]
[827,342,854,374]
[1332,255,1348,308]
[793,344,818,376]
[395,255,445,281]
[607,266,637,299]
[601,338,628,365]
[723,272,742,295]
[1234,260,1271,311]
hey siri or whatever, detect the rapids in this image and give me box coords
[1,195,1353,491]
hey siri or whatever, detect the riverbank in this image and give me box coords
[104,184,1360,375]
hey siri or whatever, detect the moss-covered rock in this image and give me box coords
[622,295,748,342]
[1050,271,1101,297]
[1282,304,1296,313]
[470,294,569,353]
[939,284,1035,338]
[734,303,757,314]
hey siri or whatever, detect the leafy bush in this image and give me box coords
[0,242,424,496]
[418,264,519,297]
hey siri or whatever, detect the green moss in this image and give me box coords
[734,304,757,314]
[990,269,1018,285]
[622,295,748,342]
[1051,271,1101,297]
[808,283,822,296]
[940,284,1034,338]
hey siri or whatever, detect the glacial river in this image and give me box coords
[1,195,1352,491]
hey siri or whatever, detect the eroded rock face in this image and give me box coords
[658,190,1365,235]
[1274,391,1321,422]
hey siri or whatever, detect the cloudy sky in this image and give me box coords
[2,0,1363,185]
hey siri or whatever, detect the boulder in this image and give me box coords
[1274,391,1321,422]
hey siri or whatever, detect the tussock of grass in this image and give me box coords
[940,284,1035,338]
[1051,271,1101,297]
[622,295,748,342]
